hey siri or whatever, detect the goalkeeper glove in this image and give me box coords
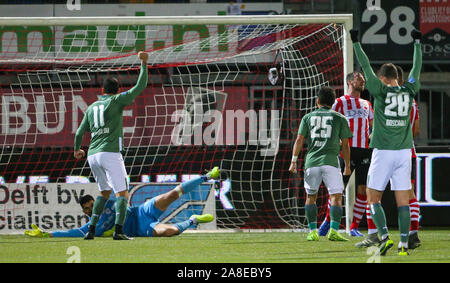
[24,224,50,238]
[411,29,422,42]
[349,29,359,43]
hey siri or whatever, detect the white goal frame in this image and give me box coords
[0,14,355,234]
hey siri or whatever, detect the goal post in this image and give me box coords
[0,14,355,233]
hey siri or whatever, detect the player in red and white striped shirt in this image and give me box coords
[406,69,421,249]
[318,71,374,237]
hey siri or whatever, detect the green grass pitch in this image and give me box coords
[1,228,449,263]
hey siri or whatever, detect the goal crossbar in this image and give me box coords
[0,14,353,26]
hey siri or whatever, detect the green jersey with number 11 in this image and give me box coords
[353,42,422,150]
[74,62,148,156]
[298,107,352,169]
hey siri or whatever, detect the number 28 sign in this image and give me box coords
[359,0,420,61]
[359,0,450,61]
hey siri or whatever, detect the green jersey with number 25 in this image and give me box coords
[298,107,352,169]
[353,42,422,150]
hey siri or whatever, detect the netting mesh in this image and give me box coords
[0,20,344,229]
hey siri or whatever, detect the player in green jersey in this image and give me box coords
[395,64,422,250]
[351,29,422,256]
[289,86,352,242]
[74,51,149,240]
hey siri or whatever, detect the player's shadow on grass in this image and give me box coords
[0,236,85,244]
[222,240,294,245]
[309,249,362,254]
[267,249,366,262]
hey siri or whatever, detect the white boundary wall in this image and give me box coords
[0,183,99,235]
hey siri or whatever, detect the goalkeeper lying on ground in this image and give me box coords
[25,167,220,238]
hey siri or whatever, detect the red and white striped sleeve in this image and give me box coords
[368,101,374,121]
[410,100,419,158]
[332,97,343,114]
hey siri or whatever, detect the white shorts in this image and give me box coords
[304,165,344,195]
[367,148,411,191]
[87,152,128,194]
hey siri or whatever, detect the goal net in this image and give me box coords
[0,15,351,231]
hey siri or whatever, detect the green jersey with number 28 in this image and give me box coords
[353,42,422,150]
[298,107,352,169]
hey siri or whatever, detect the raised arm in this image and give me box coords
[350,29,383,96]
[115,51,149,106]
[409,44,422,81]
[407,30,423,93]
[353,44,377,82]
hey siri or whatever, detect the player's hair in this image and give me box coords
[395,65,404,85]
[79,194,94,208]
[317,86,336,107]
[377,63,398,80]
[103,77,120,94]
[346,71,363,84]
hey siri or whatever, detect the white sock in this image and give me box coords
[175,185,183,197]
[189,215,198,225]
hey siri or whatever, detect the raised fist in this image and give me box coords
[138,51,149,63]
[349,29,359,43]
[411,29,422,41]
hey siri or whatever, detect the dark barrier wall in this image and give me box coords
[369,146,450,227]
[1,145,449,228]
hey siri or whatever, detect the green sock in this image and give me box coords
[115,196,128,226]
[398,206,410,244]
[329,205,342,230]
[90,196,107,227]
[305,204,318,231]
[370,203,389,239]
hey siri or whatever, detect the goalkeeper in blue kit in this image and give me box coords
[24,168,219,238]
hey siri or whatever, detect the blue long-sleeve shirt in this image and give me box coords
[51,197,138,237]
[51,198,116,237]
